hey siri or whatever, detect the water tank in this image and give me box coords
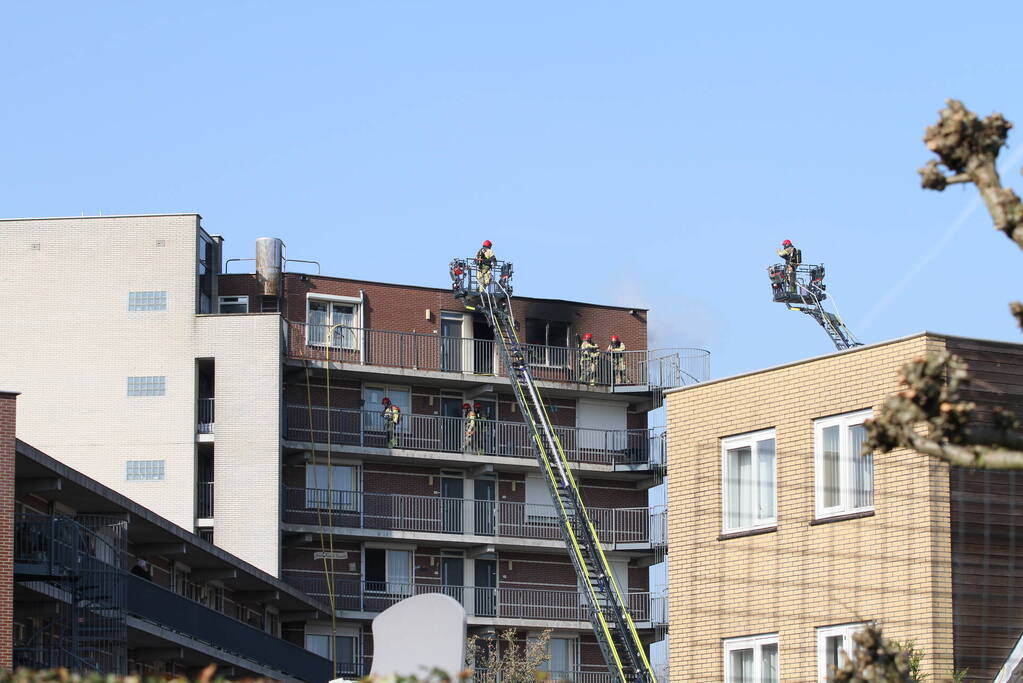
[255,237,283,296]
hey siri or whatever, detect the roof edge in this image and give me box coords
[0,213,201,222]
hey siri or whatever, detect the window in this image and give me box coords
[723,633,778,683]
[817,623,865,682]
[539,637,578,675]
[127,460,165,481]
[128,291,167,311]
[525,318,570,366]
[197,233,214,314]
[525,475,558,522]
[306,633,360,677]
[815,410,873,518]
[127,376,165,396]
[218,295,248,313]
[364,548,412,594]
[721,429,776,532]
[306,463,358,510]
[308,299,358,349]
[363,386,411,433]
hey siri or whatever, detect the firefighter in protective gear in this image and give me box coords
[578,333,600,385]
[607,335,628,384]
[475,240,496,291]
[776,239,800,290]
[381,397,401,448]
[462,402,481,454]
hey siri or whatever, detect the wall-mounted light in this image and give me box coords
[425,308,433,321]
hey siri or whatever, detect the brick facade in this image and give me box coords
[0,392,15,670]
[666,333,1023,681]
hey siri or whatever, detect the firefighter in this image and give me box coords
[776,239,800,290]
[607,335,628,384]
[462,402,480,453]
[475,240,496,291]
[578,333,600,385]
[381,397,401,448]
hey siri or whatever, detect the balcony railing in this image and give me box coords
[198,481,214,518]
[474,669,614,683]
[124,572,333,682]
[280,572,663,625]
[286,406,665,468]
[198,397,215,434]
[284,322,710,391]
[283,489,665,546]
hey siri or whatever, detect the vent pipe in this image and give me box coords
[255,237,284,296]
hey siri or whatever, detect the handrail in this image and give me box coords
[282,488,666,546]
[283,321,709,390]
[285,405,665,468]
[280,571,663,625]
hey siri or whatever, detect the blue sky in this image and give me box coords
[4,1,1023,379]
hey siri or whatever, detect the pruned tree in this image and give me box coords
[864,100,1023,468]
[465,628,552,683]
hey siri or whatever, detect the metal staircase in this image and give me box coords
[768,262,862,351]
[449,257,657,683]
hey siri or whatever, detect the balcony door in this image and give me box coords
[473,559,497,617]
[364,548,411,595]
[441,476,464,533]
[441,554,464,604]
[473,479,496,536]
[440,396,464,452]
[440,313,463,372]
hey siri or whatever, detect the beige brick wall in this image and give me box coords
[0,215,282,576]
[666,335,955,680]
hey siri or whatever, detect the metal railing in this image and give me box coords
[283,488,665,546]
[280,572,662,625]
[286,406,665,468]
[284,322,710,390]
[198,481,214,518]
[474,669,615,683]
[197,397,215,434]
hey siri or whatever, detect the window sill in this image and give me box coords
[718,526,777,541]
[810,509,875,526]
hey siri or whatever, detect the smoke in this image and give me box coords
[603,276,720,350]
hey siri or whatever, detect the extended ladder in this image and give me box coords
[767,262,863,351]
[449,258,656,683]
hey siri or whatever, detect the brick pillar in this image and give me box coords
[0,391,17,671]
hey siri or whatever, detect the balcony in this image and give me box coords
[280,572,666,627]
[283,489,666,548]
[284,322,709,392]
[475,670,615,683]
[285,406,665,469]
[197,397,215,437]
[198,481,214,519]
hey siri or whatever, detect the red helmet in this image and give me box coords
[392,405,400,411]
[452,267,463,276]
[474,403,482,409]
[382,397,391,405]
[782,239,792,247]
[611,335,620,342]
[463,403,471,410]
[583,333,593,341]
[482,240,492,248]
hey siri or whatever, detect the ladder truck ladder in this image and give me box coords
[449,258,657,683]
[768,262,863,351]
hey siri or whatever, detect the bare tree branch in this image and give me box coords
[829,625,911,682]
[919,99,1023,250]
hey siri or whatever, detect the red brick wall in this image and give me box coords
[236,273,649,350]
[0,392,16,670]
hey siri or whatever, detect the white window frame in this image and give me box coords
[535,634,579,675]
[363,385,411,434]
[723,633,779,683]
[814,410,874,519]
[306,294,361,351]
[524,319,571,367]
[305,462,360,511]
[816,623,865,682]
[721,429,777,533]
[363,545,413,595]
[218,295,249,313]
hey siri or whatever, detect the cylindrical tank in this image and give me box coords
[255,237,283,296]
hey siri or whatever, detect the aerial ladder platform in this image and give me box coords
[768,261,863,351]
[448,256,657,683]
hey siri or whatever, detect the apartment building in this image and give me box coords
[2,391,334,680]
[665,332,1023,682]
[1,214,709,679]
